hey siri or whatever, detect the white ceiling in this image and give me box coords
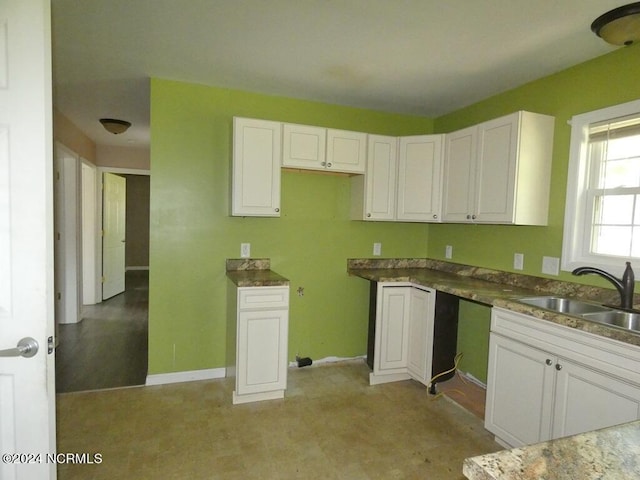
[51,0,627,147]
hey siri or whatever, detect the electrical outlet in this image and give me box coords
[542,256,560,275]
[445,245,453,259]
[240,243,251,258]
[373,243,382,256]
[514,253,524,270]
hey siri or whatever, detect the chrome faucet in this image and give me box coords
[572,262,635,309]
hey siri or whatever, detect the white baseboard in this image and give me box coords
[288,354,365,368]
[458,370,487,389]
[145,367,226,386]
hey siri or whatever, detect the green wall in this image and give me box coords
[430,43,640,380]
[149,44,640,380]
[148,80,435,374]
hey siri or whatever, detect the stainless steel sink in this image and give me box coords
[518,295,640,333]
[518,296,610,315]
[581,311,640,332]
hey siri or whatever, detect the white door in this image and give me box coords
[442,126,477,222]
[102,172,126,299]
[365,135,397,221]
[377,286,411,373]
[0,1,56,478]
[406,287,434,385]
[397,135,443,222]
[484,334,555,447]
[552,359,640,439]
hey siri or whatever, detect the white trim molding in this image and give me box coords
[145,367,226,386]
[561,98,640,278]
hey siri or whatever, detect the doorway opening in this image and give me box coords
[54,157,150,393]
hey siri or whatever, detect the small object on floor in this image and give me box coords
[296,356,312,368]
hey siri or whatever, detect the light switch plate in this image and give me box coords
[445,245,453,259]
[240,243,251,258]
[542,256,560,275]
[514,253,524,270]
[373,243,382,256]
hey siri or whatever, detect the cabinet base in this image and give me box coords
[369,372,411,385]
[232,389,285,405]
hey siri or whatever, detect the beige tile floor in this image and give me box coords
[56,360,500,480]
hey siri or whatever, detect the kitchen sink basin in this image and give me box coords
[581,311,640,332]
[518,296,610,315]
[518,296,640,333]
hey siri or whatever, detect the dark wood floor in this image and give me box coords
[55,270,149,393]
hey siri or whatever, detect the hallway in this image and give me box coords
[55,270,149,393]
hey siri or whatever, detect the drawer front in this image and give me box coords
[239,287,289,310]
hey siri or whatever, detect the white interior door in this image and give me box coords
[0,1,56,478]
[102,172,126,299]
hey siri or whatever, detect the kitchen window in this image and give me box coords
[562,99,640,276]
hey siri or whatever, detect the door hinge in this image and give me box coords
[56,292,61,300]
[101,276,105,283]
[48,336,55,354]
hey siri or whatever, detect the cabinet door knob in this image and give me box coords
[545,359,552,366]
[466,214,471,220]
[275,208,280,212]
[367,213,371,218]
[327,163,332,168]
[321,161,326,166]
[433,214,438,219]
[555,363,562,371]
[472,214,477,220]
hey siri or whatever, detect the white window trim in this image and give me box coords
[561,98,640,278]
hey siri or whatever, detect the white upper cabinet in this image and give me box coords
[351,134,443,222]
[232,117,281,217]
[442,111,554,225]
[442,126,477,222]
[326,128,367,173]
[282,123,326,170]
[351,135,398,221]
[397,134,443,222]
[282,123,366,174]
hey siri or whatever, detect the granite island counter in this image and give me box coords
[463,420,640,480]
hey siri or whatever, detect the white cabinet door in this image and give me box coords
[397,134,443,222]
[362,135,397,221]
[282,123,326,170]
[406,287,435,385]
[326,128,367,173]
[442,125,477,222]
[377,286,412,373]
[232,117,281,217]
[475,114,519,223]
[552,360,640,439]
[485,333,555,447]
[236,308,288,396]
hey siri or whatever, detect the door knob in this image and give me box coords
[0,337,39,358]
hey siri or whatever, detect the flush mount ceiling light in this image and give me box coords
[99,118,131,135]
[591,2,640,46]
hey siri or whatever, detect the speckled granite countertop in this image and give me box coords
[226,258,289,287]
[347,258,640,347]
[463,420,640,480]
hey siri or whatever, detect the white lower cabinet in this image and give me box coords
[370,283,435,386]
[485,307,640,447]
[227,285,289,404]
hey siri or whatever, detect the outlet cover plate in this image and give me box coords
[514,253,524,270]
[373,243,382,256]
[240,243,251,258]
[542,256,560,275]
[445,245,453,259]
